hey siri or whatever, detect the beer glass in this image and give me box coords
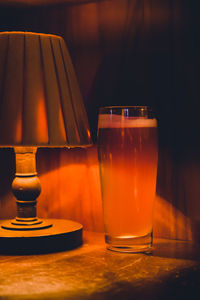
[97,106,158,253]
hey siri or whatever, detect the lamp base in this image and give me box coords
[0,219,83,254]
[1,218,53,230]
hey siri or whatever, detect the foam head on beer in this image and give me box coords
[98,114,157,129]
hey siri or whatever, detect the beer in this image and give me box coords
[97,112,158,252]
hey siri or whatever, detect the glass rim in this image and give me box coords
[99,105,152,110]
[98,106,156,119]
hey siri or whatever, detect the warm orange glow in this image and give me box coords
[58,107,67,143]
[87,129,91,139]
[0,145,195,239]
[36,97,48,143]
[98,125,158,238]
[15,115,22,144]
[0,32,91,147]
[37,147,104,232]
[75,127,80,144]
[1,31,63,40]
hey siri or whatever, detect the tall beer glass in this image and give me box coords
[97,106,158,253]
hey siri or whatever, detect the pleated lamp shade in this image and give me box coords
[0,32,92,147]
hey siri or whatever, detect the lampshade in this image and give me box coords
[0,31,91,147]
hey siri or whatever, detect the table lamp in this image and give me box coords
[0,32,92,254]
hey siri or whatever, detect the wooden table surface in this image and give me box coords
[0,231,200,300]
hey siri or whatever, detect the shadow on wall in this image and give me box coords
[0,149,15,219]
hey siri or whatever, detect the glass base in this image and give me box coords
[105,232,153,253]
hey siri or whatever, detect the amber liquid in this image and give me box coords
[98,119,158,249]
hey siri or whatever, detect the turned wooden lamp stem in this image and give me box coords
[11,147,41,224]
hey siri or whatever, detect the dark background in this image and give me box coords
[0,1,199,147]
[0,0,200,239]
